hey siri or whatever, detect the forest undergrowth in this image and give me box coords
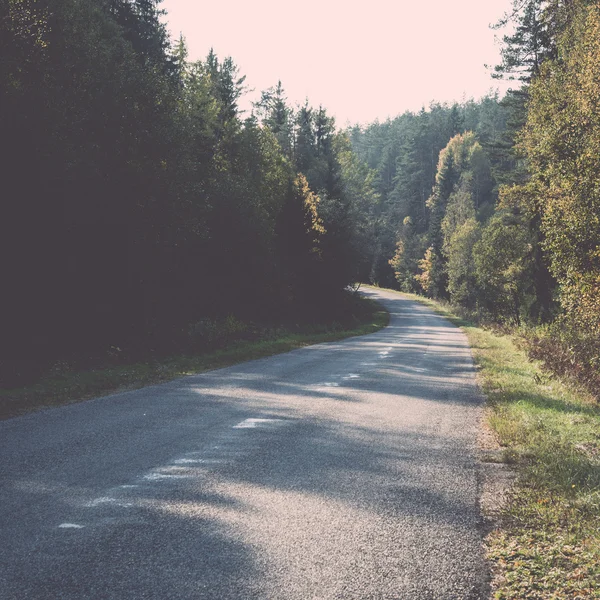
[0,294,388,420]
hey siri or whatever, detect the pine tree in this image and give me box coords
[255,81,293,156]
[491,0,554,83]
[294,103,314,176]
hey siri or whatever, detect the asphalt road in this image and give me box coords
[0,288,488,599]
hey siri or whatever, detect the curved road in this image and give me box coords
[0,288,488,599]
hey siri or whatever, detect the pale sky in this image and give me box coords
[160,0,514,126]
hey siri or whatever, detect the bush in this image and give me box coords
[187,316,249,351]
[522,320,600,401]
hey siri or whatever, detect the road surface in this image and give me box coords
[0,288,488,599]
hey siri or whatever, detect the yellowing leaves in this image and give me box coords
[521,1,600,333]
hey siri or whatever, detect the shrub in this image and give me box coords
[522,320,600,401]
[187,316,249,351]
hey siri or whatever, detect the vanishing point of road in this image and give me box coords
[0,288,488,599]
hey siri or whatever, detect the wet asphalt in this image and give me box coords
[0,288,488,599]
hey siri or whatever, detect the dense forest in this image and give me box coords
[350,0,600,396]
[2,0,599,396]
[1,0,372,385]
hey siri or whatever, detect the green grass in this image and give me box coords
[394,290,600,599]
[0,299,389,420]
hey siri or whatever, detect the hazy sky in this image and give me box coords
[160,0,514,125]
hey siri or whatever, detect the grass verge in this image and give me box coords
[0,298,389,420]
[399,291,600,599]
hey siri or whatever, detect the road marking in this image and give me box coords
[233,418,284,429]
[85,496,118,507]
[143,472,191,481]
[183,457,225,464]
[85,496,134,508]
[58,523,84,529]
[342,374,360,380]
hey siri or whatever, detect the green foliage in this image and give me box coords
[0,295,388,419]
[187,316,249,351]
[491,0,557,83]
[274,173,325,306]
[424,131,495,300]
[445,218,481,308]
[473,211,535,324]
[521,0,600,336]
[523,319,600,400]
[349,99,505,287]
[0,1,368,386]
[254,81,293,156]
[414,246,446,298]
[389,217,425,293]
[335,135,380,281]
[441,178,477,247]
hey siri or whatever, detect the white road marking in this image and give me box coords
[85,496,134,508]
[233,418,284,429]
[143,472,191,481]
[342,374,360,380]
[58,523,84,529]
[85,496,118,507]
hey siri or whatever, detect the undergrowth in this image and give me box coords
[0,295,388,419]
[520,322,600,404]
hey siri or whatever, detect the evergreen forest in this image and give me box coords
[2,0,600,398]
[350,0,600,397]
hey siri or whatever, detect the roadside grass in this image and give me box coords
[0,298,389,420]
[393,290,600,599]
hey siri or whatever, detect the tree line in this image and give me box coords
[350,0,600,394]
[3,0,598,394]
[0,0,372,385]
